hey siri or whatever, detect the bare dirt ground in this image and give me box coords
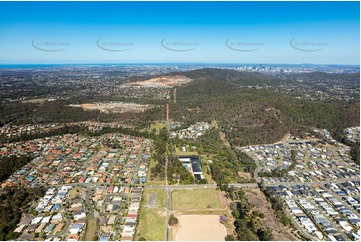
[69,102,153,113]
[245,188,299,241]
[216,189,231,210]
[148,193,157,208]
[273,133,291,143]
[237,171,252,180]
[124,75,192,87]
[174,215,227,241]
[216,190,236,237]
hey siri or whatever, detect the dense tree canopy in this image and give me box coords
[0,186,45,240]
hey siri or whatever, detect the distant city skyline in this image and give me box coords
[0,1,359,65]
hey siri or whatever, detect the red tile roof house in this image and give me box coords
[1,181,16,188]
[107,186,114,193]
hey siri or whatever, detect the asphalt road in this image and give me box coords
[145,183,258,190]
[49,206,71,238]
[53,178,359,191]
[268,178,359,187]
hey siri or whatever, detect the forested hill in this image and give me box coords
[181,68,270,80]
[290,71,360,82]
[170,68,360,147]
[176,68,285,86]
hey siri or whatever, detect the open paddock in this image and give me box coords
[69,102,153,113]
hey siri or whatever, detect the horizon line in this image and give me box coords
[0,62,359,66]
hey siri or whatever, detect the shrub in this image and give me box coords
[168,214,179,226]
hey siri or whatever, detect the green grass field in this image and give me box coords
[21,98,47,103]
[142,188,167,208]
[135,188,166,241]
[174,147,198,156]
[143,121,167,134]
[84,218,97,241]
[135,209,165,241]
[171,189,223,211]
[68,186,87,199]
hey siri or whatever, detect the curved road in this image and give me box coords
[49,207,71,238]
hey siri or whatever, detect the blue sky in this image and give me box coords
[0,1,359,64]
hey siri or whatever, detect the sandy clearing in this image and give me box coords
[69,102,153,113]
[124,75,192,87]
[237,171,252,180]
[174,215,227,241]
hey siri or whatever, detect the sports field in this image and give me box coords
[171,188,228,241]
[174,215,227,241]
[171,188,223,211]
